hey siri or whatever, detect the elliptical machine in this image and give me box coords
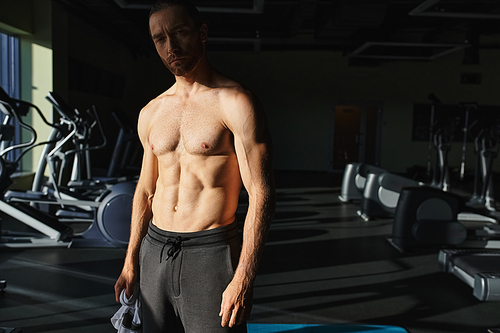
[466,123,500,214]
[0,88,73,246]
[429,118,459,192]
[107,108,141,178]
[0,87,135,248]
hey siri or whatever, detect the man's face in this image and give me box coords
[149,6,206,76]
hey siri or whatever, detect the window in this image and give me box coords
[0,31,21,164]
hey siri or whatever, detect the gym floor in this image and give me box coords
[0,171,499,333]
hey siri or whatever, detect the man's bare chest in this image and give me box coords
[148,105,231,156]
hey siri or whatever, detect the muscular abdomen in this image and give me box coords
[151,152,242,232]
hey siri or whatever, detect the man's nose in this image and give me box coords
[167,37,179,54]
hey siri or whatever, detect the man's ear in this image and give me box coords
[200,23,208,42]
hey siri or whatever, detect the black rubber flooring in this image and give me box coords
[1,171,499,333]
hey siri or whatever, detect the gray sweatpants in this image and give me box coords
[139,220,248,333]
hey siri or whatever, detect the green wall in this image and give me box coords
[0,0,53,173]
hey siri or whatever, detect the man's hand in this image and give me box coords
[114,265,138,303]
[219,278,253,327]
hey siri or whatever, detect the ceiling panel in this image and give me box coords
[54,0,500,62]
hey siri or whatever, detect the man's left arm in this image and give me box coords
[220,90,276,328]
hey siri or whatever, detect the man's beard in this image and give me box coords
[163,45,203,76]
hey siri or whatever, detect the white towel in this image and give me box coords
[111,286,142,333]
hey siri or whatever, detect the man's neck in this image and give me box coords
[174,58,216,97]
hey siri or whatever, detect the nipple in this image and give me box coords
[201,142,210,149]
[174,205,178,212]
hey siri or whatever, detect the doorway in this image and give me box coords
[330,102,382,170]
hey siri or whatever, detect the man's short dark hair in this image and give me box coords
[149,0,203,28]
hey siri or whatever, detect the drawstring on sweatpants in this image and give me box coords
[160,236,190,263]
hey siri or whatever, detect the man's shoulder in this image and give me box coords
[215,81,263,126]
[215,80,256,108]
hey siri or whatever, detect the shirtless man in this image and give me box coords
[114,0,275,332]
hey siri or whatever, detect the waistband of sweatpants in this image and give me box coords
[147,219,239,247]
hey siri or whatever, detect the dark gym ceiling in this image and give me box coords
[54,0,500,64]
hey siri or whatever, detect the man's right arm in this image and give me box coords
[114,106,158,302]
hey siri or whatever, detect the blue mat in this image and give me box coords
[247,323,408,333]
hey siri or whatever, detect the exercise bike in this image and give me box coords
[0,87,135,248]
[356,170,421,221]
[387,185,500,301]
[338,162,386,203]
[388,185,500,253]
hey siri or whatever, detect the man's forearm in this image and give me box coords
[234,187,275,284]
[219,186,274,327]
[124,189,154,268]
[115,187,154,301]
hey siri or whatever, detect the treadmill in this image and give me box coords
[439,247,500,301]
